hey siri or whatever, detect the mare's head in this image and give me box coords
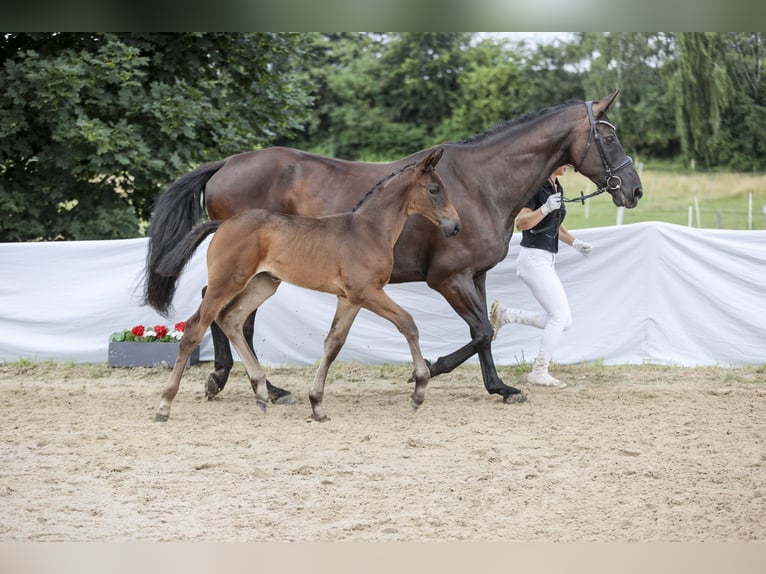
[405,148,461,237]
[569,89,643,208]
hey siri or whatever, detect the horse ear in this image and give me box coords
[422,147,444,172]
[593,88,620,116]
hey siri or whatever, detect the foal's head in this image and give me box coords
[406,148,461,237]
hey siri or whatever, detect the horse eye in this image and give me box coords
[606,135,616,144]
[428,184,441,195]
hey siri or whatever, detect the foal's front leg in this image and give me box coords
[309,297,360,422]
[361,289,430,410]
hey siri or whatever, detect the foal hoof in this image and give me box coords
[255,400,268,413]
[503,392,528,404]
[155,413,169,423]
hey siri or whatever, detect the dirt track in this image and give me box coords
[1,361,764,541]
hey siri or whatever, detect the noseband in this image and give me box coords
[568,100,633,204]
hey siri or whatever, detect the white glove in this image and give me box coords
[572,239,592,256]
[540,192,562,216]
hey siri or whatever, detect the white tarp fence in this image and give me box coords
[1,221,764,367]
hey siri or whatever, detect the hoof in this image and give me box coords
[409,397,424,411]
[267,381,296,405]
[311,414,330,423]
[271,392,297,406]
[155,413,169,422]
[255,400,268,413]
[503,392,528,404]
[205,377,221,400]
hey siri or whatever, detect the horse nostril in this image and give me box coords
[634,187,643,200]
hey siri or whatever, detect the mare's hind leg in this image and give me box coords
[204,288,294,405]
[309,297,360,422]
[216,274,281,412]
[359,289,430,410]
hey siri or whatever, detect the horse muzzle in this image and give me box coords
[440,217,462,237]
[621,185,643,208]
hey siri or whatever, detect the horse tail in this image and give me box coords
[150,221,223,316]
[143,160,225,315]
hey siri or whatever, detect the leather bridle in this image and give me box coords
[567,100,634,204]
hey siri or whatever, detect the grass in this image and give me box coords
[559,168,766,230]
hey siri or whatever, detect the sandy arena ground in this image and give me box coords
[1,360,764,542]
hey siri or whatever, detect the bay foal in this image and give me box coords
[154,148,460,422]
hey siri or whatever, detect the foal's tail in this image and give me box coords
[151,221,223,316]
[143,160,225,315]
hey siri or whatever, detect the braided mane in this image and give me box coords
[352,160,417,212]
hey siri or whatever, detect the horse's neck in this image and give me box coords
[352,181,412,246]
[463,110,576,210]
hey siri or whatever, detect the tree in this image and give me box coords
[376,33,471,134]
[673,32,733,168]
[714,33,766,171]
[0,33,313,241]
[575,33,678,159]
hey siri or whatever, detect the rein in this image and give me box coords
[572,100,633,202]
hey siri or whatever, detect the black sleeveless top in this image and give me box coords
[520,179,566,253]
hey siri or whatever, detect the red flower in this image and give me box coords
[154,325,168,338]
[131,325,145,336]
[174,321,186,332]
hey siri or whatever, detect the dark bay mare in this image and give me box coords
[153,149,460,422]
[144,89,643,404]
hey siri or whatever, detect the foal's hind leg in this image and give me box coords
[204,288,294,405]
[359,289,430,410]
[216,274,281,413]
[309,297,360,422]
[156,296,228,421]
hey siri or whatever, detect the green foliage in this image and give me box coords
[673,33,734,169]
[0,33,313,241]
[3,32,766,242]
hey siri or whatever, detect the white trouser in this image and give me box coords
[514,246,572,362]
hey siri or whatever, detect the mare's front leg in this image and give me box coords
[206,317,234,398]
[361,289,431,410]
[309,297,360,422]
[428,272,526,403]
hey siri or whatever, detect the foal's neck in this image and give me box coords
[352,178,414,246]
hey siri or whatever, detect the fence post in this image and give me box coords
[694,196,701,228]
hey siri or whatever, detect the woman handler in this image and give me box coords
[490,164,591,388]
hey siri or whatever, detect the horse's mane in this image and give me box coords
[352,160,417,212]
[458,99,582,145]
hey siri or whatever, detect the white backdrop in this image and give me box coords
[1,221,764,367]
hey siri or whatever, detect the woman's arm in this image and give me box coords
[558,223,576,246]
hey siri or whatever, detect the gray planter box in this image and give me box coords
[108,341,200,369]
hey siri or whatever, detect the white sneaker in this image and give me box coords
[490,300,507,341]
[527,357,567,388]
